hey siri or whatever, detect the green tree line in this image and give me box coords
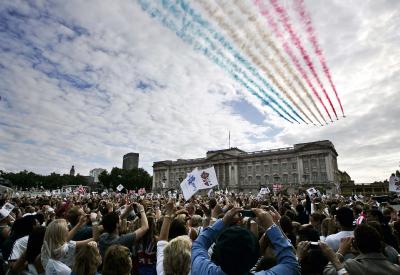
[0,167,152,191]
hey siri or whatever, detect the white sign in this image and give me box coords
[0,202,14,220]
[117,184,124,192]
[260,187,270,195]
[389,175,400,192]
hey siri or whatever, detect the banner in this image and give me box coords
[389,175,400,192]
[180,167,220,201]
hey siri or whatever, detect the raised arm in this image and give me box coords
[191,207,242,275]
[252,208,300,275]
[133,203,149,240]
[159,200,176,241]
[67,214,87,241]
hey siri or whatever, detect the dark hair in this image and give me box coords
[296,204,305,213]
[300,248,329,275]
[212,226,260,275]
[102,212,119,234]
[285,210,296,221]
[168,217,188,240]
[336,207,354,228]
[367,209,384,224]
[354,224,382,253]
[280,215,293,234]
[2,216,37,260]
[209,198,217,210]
[298,225,320,242]
[311,213,325,223]
[67,206,82,227]
[26,226,46,263]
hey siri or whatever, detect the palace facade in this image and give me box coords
[152,140,340,193]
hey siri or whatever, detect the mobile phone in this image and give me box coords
[240,210,256,218]
[310,242,319,247]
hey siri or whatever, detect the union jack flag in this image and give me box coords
[138,188,146,195]
[75,186,86,194]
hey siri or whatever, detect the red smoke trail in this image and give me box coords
[254,0,331,123]
[269,0,338,121]
[294,0,344,117]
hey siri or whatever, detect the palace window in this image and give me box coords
[292,173,298,183]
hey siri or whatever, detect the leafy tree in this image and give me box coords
[98,167,152,191]
[1,170,87,189]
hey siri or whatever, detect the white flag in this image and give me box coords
[306,187,318,196]
[196,167,219,190]
[260,187,270,195]
[180,169,200,201]
[117,184,124,192]
[389,175,400,192]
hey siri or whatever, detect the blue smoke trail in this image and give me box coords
[137,0,292,123]
[170,0,305,123]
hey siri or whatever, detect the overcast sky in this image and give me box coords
[0,0,399,183]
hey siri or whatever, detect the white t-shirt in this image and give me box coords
[41,240,76,269]
[156,240,168,275]
[325,230,353,252]
[9,236,29,261]
[45,259,71,275]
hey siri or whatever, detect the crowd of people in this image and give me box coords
[0,190,399,275]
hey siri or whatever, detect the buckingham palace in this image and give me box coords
[152,140,340,193]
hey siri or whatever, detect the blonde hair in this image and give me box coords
[73,242,101,275]
[102,245,132,275]
[163,235,191,275]
[42,219,69,260]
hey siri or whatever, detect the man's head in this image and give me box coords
[354,224,382,254]
[335,207,354,229]
[366,209,384,224]
[297,225,320,244]
[67,206,84,227]
[168,216,188,240]
[212,226,260,275]
[101,212,120,234]
[300,247,329,275]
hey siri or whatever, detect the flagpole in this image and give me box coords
[228,131,230,149]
